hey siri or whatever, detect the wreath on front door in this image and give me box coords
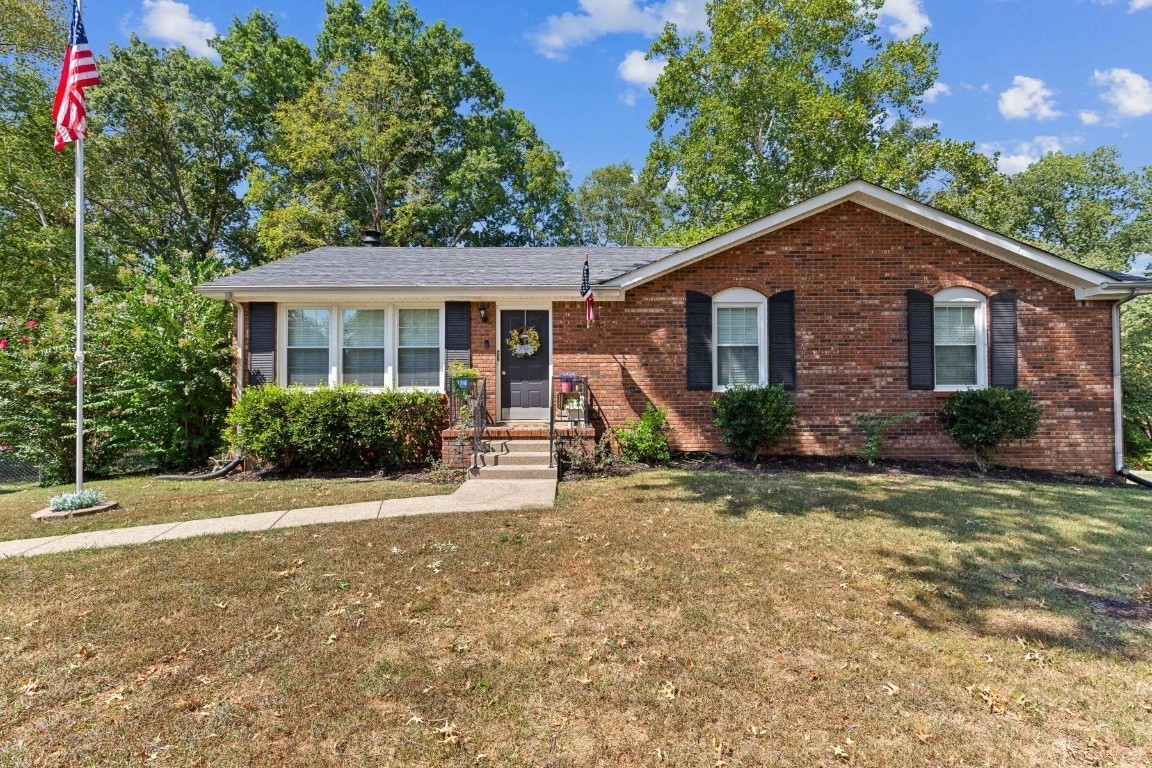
[506,326,541,358]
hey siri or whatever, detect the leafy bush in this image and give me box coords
[0,260,232,484]
[49,489,106,512]
[711,385,796,461]
[227,385,446,472]
[615,403,672,465]
[940,387,1043,471]
[858,412,921,465]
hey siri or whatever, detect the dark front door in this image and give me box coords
[500,309,550,420]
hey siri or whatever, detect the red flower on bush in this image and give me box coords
[19,336,30,344]
[0,339,7,349]
[70,376,78,385]
[25,320,37,328]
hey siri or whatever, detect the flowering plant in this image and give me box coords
[506,326,541,358]
[558,372,579,383]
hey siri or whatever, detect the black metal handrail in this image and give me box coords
[550,375,589,469]
[471,378,488,469]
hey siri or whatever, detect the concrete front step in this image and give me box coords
[476,451,552,467]
[485,439,552,454]
[470,439,556,480]
[469,464,557,480]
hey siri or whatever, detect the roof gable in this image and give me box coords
[602,180,1149,300]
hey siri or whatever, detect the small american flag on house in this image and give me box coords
[580,254,596,327]
[52,0,101,151]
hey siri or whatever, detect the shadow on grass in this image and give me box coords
[658,469,1152,654]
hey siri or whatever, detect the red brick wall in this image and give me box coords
[549,202,1117,477]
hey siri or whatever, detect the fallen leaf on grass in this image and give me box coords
[659,681,678,700]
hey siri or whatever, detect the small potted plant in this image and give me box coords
[558,371,578,393]
[447,361,482,392]
[561,396,584,422]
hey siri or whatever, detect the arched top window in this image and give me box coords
[933,287,987,390]
[712,288,768,390]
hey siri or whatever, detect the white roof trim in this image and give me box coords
[605,180,1137,298]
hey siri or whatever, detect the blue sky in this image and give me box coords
[80,0,1152,183]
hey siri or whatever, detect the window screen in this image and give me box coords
[342,309,387,386]
[397,308,440,387]
[934,305,977,386]
[286,308,330,386]
[716,306,760,387]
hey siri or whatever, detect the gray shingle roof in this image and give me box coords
[198,246,683,292]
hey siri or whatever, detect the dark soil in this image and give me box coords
[223,465,468,486]
[563,451,1120,488]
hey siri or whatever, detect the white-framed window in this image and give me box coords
[712,287,768,391]
[397,307,443,388]
[277,304,444,390]
[342,308,388,386]
[933,287,988,391]
[286,308,332,387]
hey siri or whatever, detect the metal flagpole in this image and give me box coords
[74,133,84,493]
[74,0,85,493]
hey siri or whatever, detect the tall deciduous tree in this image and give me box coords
[575,162,671,246]
[644,0,998,239]
[251,0,574,257]
[995,147,1152,273]
[0,0,65,62]
[87,37,253,267]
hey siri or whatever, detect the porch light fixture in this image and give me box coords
[478,305,488,323]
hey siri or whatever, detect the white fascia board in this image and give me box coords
[195,285,626,303]
[605,179,1112,294]
[1075,282,1152,300]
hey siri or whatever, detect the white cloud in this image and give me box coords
[923,82,951,103]
[998,75,1061,120]
[878,0,931,38]
[617,50,667,87]
[619,90,637,107]
[1078,110,1101,125]
[140,0,218,59]
[983,136,1063,174]
[1092,68,1152,117]
[1131,0,1152,10]
[529,0,707,60]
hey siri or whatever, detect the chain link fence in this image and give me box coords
[0,456,42,489]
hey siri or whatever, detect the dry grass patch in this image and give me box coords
[1,469,1150,766]
[0,474,459,542]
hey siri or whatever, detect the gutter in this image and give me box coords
[1113,290,1139,478]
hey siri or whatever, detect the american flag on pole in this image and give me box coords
[580,254,595,327]
[52,0,100,151]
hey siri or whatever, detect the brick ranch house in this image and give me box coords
[198,181,1152,479]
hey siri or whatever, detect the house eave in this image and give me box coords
[194,285,627,303]
[1074,282,1152,300]
[601,180,1117,296]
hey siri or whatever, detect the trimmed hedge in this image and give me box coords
[227,385,447,471]
[940,387,1043,471]
[711,384,796,461]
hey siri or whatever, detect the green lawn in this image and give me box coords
[0,474,459,542]
[1,469,1150,766]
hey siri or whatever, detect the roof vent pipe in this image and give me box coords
[362,229,382,247]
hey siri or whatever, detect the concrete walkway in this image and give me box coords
[0,478,557,561]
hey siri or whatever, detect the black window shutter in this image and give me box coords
[907,290,935,390]
[685,290,713,391]
[990,290,1018,389]
[768,290,796,390]
[444,301,472,369]
[247,302,276,386]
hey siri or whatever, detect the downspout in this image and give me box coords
[1111,290,1151,486]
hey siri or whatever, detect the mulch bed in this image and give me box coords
[562,452,1118,487]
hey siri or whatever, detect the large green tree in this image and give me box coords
[0,0,64,62]
[994,147,1152,273]
[575,162,671,246]
[251,0,575,257]
[644,0,998,239]
[86,37,254,267]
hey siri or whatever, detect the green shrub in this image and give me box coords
[711,385,796,461]
[615,403,672,465]
[227,385,446,472]
[940,387,1043,471]
[858,412,921,465]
